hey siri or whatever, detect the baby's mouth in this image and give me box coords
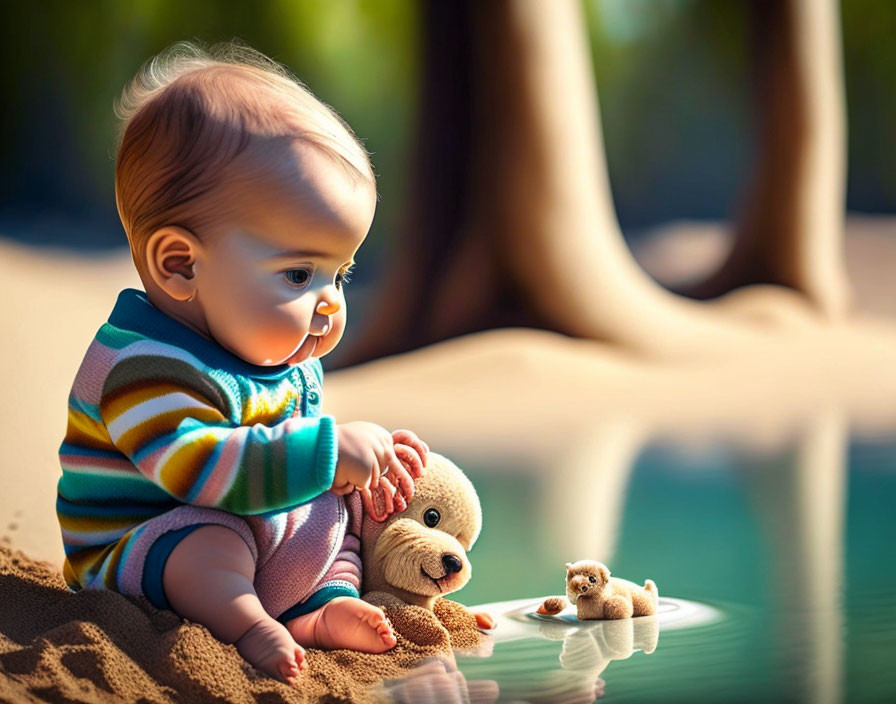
[285,334,317,365]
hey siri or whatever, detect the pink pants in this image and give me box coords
[109,491,363,621]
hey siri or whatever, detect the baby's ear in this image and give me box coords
[145,226,201,302]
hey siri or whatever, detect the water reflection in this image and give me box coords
[529,614,658,703]
[451,596,716,703]
[746,408,847,704]
[539,419,646,562]
[447,405,859,702]
[377,658,499,704]
[328,336,895,701]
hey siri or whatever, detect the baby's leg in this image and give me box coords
[162,525,304,684]
[285,596,397,653]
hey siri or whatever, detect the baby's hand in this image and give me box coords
[361,429,429,522]
[330,422,419,509]
[330,421,397,494]
[336,427,428,522]
[390,428,429,480]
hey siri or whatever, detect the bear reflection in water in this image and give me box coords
[543,615,658,697]
[380,612,659,703]
[488,615,660,704]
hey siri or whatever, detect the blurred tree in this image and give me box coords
[684,0,850,317]
[339,0,850,366]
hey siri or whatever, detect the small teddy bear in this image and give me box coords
[537,560,658,620]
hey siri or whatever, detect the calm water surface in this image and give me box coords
[436,434,896,703]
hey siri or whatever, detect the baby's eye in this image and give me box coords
[284,268,312,288]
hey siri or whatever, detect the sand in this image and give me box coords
[0,545,489,703]
[2,216,896,701]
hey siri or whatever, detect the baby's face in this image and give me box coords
[192,142,376,366]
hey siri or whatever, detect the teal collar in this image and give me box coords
[107,288,299,379]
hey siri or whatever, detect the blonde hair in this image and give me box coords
[114,40,375,274]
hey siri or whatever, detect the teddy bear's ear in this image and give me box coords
[565,562,574,571]
[598,564,611,582]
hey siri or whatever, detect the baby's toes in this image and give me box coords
[294,644,307,671]
[376,619,397,648]
[278,657,299,685]
[279,645,306,684]
[363,605,388,628]
[362,606,397,648]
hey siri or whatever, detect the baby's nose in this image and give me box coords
[317,301,340,316]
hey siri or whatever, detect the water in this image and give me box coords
[431,434,896,703]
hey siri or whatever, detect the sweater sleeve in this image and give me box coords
[99,351,337,515]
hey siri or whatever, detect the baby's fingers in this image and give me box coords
[392,430,429,468]
[329,481,355,496]
[389,445,423,501]
[360,487,388,523]
[380,477,407,515]
[366,455,382,491]
[394,443,424,480]
[392,489,407,514]
[378,476,397,516]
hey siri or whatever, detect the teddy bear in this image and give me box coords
[359,451,495,650]
[537,560,658,620]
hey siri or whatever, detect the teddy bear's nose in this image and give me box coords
[442,554,463,574]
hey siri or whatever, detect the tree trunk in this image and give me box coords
[680,0,851,317]
[338,0,848,368]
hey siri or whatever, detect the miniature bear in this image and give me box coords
[537,560,658,620]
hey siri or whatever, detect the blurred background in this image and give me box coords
[2,2,896,702]
[3,0,895,273]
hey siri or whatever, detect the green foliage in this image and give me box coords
[2,0,895,246]
[0,0,417,254]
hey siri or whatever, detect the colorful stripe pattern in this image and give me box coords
[57,289,338,592]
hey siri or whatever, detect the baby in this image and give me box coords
[56,41,428,685]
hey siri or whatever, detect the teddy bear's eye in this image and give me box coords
[423,508,441,527]
[589,576,596,583]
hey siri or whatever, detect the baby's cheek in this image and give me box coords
[239,312,305,365]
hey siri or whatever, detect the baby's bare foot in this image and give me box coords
[235,616,306,684]
[286,596,397,653]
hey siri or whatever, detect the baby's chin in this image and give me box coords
[219,330,341,367]
[214,335,316,367]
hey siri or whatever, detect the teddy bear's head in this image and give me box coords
[565,560,611,602]
[361,452,482,610]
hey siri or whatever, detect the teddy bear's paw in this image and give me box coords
[393,607,454,649]
[601,595,634,620]
[536,597,568,616]
[432,599,493,654]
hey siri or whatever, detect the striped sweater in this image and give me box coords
[57,288,338,591]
